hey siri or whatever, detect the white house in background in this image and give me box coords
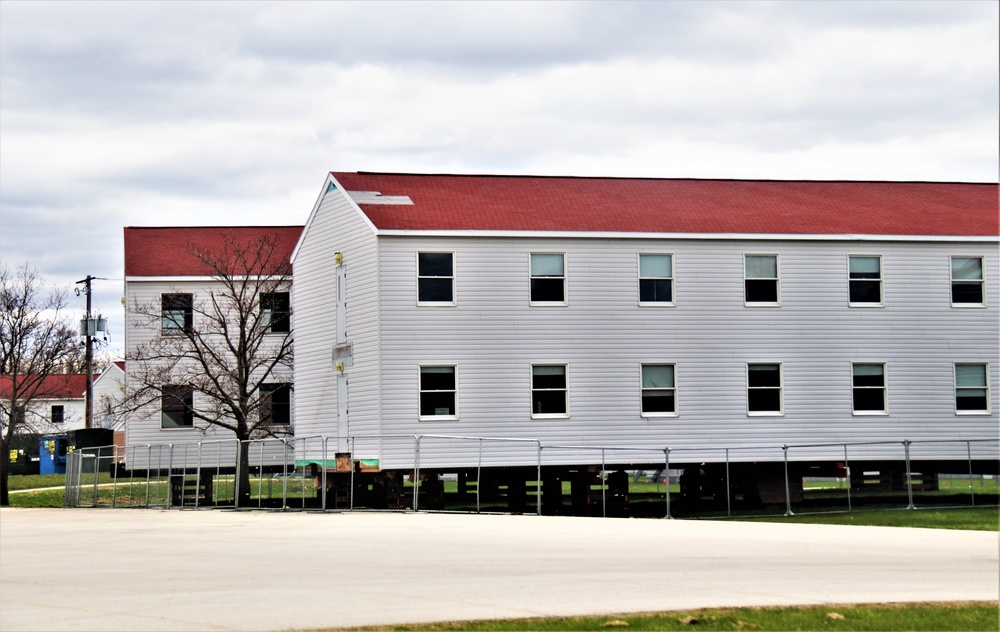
[122,226,301,467]
[0,373,90,433]
[92,361,126,429]
[290,172,998,490]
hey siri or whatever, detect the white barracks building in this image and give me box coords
[126,172,999,504]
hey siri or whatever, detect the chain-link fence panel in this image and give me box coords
[906,439,1000,509]
[74,433,997,517]
[68,444,118,508]
[313,435,417,512]
[237,439,297,509]
[413,436,541,514]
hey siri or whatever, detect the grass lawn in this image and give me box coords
[334,602,999,631]
[744,506,999,531]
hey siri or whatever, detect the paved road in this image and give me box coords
[1,508,997,631]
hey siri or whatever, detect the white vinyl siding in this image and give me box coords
[317,232,998,463]
[291,181,381,445]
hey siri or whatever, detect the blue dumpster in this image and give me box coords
[39,436,68,475]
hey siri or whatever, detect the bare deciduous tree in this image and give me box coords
[125,233,294,505]
[1,264,80,505]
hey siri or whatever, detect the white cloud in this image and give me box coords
[0,0,996,356]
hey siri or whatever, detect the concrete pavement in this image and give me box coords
[1,508,997,631]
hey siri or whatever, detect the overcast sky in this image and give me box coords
[1,0,997,359]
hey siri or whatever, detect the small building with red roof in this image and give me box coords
[0,373,91,432]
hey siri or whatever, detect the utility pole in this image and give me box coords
[76,276,107,430]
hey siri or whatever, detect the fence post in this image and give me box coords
[601,448,606,519]
[320,438,328,512]
[966,440,975,507]
[110,445,119,508]
[348,436,355,511]
[724,448,731,518]
[476,438,483,514]
[536,441,542,516]
[91,448,100,507]
[782,445,793,517]
[843,443,852,512]
[144,445,152,507]
[664,448,671,519]
[235,441,243,510]
[904,440,915,510]
[413,436,421,512]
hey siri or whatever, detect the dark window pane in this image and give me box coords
[261,292,290,333]
[51,406,64,423]
[532,374,566,390]
[161,294,193,334]
[418,253,453,277]
[161,386,193,428]
[532,390,566,414]
[850,281,881,303]
[748,389,781,412]
[952,283,983,304]
[420,391,456,416]
[853,389,885,411]
[745,280,777,303]
[642,392,675,413]
[418,278,453,302]
[853,374,884,388]
[420,368,456,391]
[957,391,988,411]
[263,384,291,424]
[748,365,780,387]
[531,278,564,302]
[640,279,672,303]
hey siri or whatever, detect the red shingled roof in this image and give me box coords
[331,172,998,237]
[125,226,303,277]
[0,374,91,399]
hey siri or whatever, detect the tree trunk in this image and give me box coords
[0,435,11,507]
[236,439,251,508]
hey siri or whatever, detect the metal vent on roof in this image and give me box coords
[347,191,413,205]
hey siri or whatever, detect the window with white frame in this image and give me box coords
[161,385,194,429]
[951,257,985,305]
[260,292,290,333]
[747,363,782,414]
[531,364,567,416]
[849,256,883,305]
[955,363,990,413]
[161,293,193,335]
[641,364,676,415]
[419,366,457,418]
[744,255,779,305]
[852,363,887,413]
[530,253,565,303]
[51,405,64,424]
[261,383,292,425]
[639,254,673,304]
[417,252,454,304]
